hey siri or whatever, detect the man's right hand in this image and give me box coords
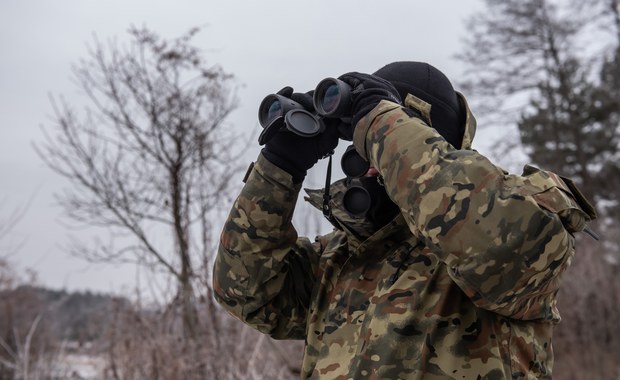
[262,87,339,184]
[336,72,402,138]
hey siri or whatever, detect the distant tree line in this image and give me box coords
[0,281,301,379]
[0,285,130,345]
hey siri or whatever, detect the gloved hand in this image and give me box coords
[337,72,401,139]
[262,87,339,183]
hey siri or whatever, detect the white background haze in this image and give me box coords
[0,0,486,295]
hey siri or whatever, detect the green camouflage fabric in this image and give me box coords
[213,92,596,379]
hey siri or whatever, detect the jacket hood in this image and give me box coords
[456,92,477,150]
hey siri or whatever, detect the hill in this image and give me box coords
[0,285,131,345]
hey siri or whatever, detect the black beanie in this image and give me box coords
[374,61,465,149]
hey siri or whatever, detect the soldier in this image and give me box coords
[213,61,596,379]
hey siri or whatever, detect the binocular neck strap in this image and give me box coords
[322,154,339,227]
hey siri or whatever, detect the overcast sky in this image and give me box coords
[0,0,486,295]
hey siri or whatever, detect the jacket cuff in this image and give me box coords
[251,153,303,191]
[352,100,401,161]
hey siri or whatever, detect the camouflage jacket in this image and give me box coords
[213,93,596,379]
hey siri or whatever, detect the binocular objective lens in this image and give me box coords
[321,84,340,114]
[267,100,283,123]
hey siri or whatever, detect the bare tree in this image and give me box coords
[35,25,242,337]
[457,0,582,123]
[569,0,620,46]
[454,0,587,170]
[459,0,620,210]
[0,200,30,262]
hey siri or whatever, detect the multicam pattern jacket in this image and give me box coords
[213,93,596,379]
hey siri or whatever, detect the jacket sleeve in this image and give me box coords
[353,101,594,320]
[213,153,321,339]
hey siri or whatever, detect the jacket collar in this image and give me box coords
[404,91,477,150]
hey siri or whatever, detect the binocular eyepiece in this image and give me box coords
[341,145,369,178]
[340,145,374,217]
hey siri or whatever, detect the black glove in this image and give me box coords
[262,87,339,183]
[337,72,402,138]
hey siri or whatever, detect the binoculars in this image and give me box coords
[258,79,375,218]
[257,78,352,144]
[340,145,373,217]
